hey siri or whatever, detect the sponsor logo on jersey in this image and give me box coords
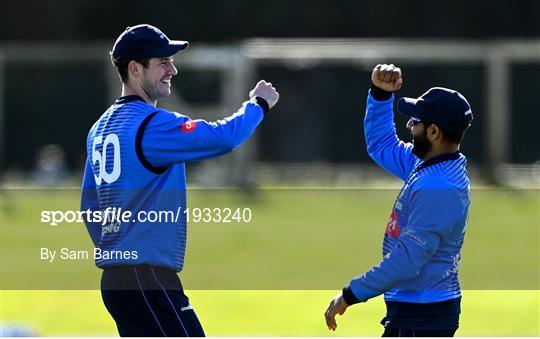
[180,120,197,132]
[386,210,401,238]
[402,227,427,247]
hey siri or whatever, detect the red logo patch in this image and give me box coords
[180,120,197,133]
[386,210,401,238]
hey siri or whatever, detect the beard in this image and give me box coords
[412,129,432,159]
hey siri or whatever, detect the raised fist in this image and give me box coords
[371,64,403,92]
[249,80,279,109]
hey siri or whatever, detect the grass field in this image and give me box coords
[1,187,538,336]
[1,290,538,336]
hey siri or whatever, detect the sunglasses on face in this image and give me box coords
[408,118,423,126]
[409,118,431,126]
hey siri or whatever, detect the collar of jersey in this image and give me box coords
[416,151,461,172]
[115,95,145,104]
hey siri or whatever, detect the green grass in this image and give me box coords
[1,290,538,336]
[0,187,538,336]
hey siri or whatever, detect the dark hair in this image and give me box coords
[424,120,470,145]
[116,58,151,83]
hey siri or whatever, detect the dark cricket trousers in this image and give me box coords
[380,297,461,337]
[382,327,457,337]
[101,265,205,337]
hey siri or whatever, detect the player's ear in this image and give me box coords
[127,60,141,77]
[427,124,442,142]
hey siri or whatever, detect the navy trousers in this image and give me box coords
[101,265,205,337]
[382,327,457,337]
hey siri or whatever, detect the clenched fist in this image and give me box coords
[249,80,279,109]
[372,64,403,92]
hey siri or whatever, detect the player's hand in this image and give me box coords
[249,80,279,109]
[371,64,403,92]
[324,293,349,331]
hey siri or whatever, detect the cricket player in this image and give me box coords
[81,24,279,336]
[324,64,473,337]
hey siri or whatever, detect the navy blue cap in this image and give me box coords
[397,87,473,135]
[110,24,189,67]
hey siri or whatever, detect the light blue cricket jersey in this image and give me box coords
[346,91,471,304]
[81,95,266,271]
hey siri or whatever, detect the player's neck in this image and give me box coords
[422,143,459,161]
[121,83,158,107]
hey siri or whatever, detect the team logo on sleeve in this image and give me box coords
[386,210,401,238]
[180,120,197,133]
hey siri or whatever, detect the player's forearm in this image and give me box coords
[141,98,267,165]
[212,97,267,149]
[364,90,399,159]
[344,238,430,304]
[364,87,417,180]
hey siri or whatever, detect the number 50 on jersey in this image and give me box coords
[92,133,121,185]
